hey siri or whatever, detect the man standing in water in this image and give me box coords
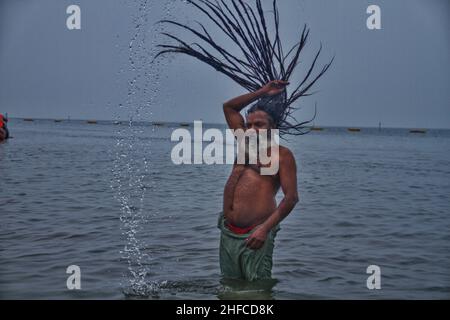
[155,0,332,283]
[219,80,299,281]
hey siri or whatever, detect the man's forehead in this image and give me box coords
[246,111,271,122]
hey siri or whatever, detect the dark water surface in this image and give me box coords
[1,119,449,299]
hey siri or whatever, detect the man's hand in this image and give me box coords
[245,225,269,250]
[261,80,289,96]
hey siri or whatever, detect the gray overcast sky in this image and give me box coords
[0,0,449,128]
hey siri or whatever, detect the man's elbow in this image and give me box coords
[286,193,299,206]
[223,104,230,117]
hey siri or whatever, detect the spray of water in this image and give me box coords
[109,0,189,296]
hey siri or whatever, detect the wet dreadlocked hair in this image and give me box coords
[155,0,333,137]
[245,90,318,136]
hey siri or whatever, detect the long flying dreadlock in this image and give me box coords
[155,0,333,136]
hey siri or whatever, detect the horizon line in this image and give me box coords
[6,116,449,130]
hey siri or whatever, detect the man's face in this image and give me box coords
[246,111,274,133]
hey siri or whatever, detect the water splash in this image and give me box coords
[109,0,189,297]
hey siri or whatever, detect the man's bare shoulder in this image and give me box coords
[277,145,297,169]
[278,145,295,159]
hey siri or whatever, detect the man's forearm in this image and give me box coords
[261,195,298,232]
[223,88,266,112]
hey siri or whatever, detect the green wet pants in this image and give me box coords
[217,213,280,281]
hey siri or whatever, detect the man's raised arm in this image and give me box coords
[223,80,289,130]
